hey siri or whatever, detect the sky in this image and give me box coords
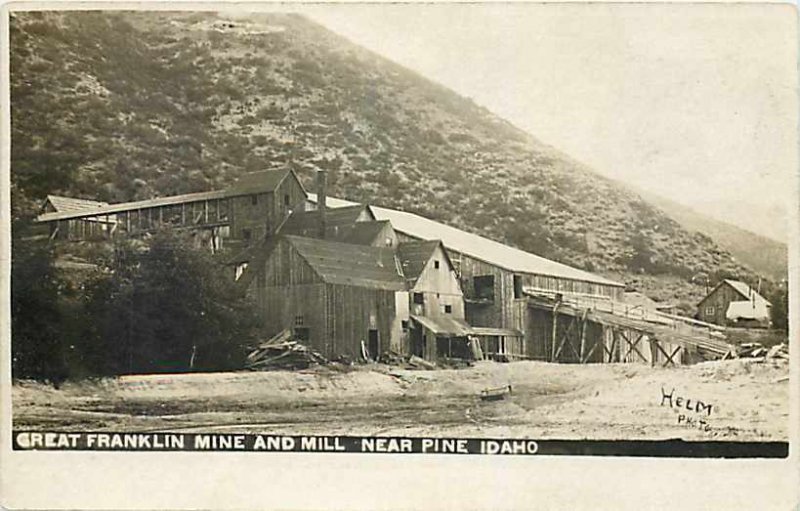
[284,3,798,243]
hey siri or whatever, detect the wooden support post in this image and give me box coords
[554,316,577,361]
[582,336,599,364]
[159,207,163,225]
[204,200,209,224]
[579,309,588,362]
[181,204,186,225]
[608,329,617,363]
[125,211,130,233]
[622,331,647,362]
[550,302,560,362]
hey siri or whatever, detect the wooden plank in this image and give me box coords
[622,331,646,362]
[579,308,588,361]
[554,316,578,361]
[581,335,600,364]
[550,303,560,361]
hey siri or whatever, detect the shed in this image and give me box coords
[697,279,771,327]
[247,235,409,360]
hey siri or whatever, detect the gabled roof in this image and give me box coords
[227,168,303,196]
[700,279,771,308]
[37,189,228,222]
[342,220,393,246]
[281,204,372,235]
[37,169,305,223]
[396,240,445,285]
[43,195,108,213]
[306,193,623,288]
[723,279,771,307]
[285,235,406,291]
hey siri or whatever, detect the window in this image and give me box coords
[473,275,495,301]
[295,315,304,326]
[513,275,523,299]
[251,195,259,206]
[705,306,715,316]
[413,292,425,305]
[401,320,409,330]
[294,327,310,341]
[434,260,440,269]
[444,304,452,314]
[283,194,290,206]
[242,229,252,241]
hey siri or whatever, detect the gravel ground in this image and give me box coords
[12,358,790,441]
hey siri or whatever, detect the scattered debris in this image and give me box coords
[246,329,329,370]
[480,385,513,401]
[408,355,437,370]
[736,342,788,360]
[438,357,474,369]
[378,351,405,365]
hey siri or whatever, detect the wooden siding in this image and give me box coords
[251,237,402,360]
[697,282,745,326]
[325,283,399,359]
[230,172,306,242]
[409,244,465,320]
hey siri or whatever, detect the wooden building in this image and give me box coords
[35,168,307,250]
[304,194,733,365]
[396,240,474,360]
[697,279,771,328]
[242,234,408,361]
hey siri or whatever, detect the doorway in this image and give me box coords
[368,329,379,361]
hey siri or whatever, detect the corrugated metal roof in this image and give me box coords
[306,193,623,288]
[396,240,440,285]
[411,315,473,336]
[44,195,108,213]
[723,279,771,308]
[285,235,406,291]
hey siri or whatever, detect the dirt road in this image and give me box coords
[12,359,790,441]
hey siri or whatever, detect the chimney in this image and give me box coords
[317,169,327,238]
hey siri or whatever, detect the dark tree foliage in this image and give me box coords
[767,285,788,331]
[83,229,261,375]
[10,227,69,383]
[11,224,261,381]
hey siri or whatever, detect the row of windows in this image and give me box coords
[412,292,453,314]
[248,194,292,207]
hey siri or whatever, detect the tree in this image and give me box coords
[10,228,70,383]
[768,285,788,331]
[85,228,261,375]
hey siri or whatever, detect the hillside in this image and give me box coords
[637,189,788,282]
[9,11,775,304]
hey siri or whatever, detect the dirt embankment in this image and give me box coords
[12,359,790,441]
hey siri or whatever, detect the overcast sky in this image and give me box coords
[284,3,797,242]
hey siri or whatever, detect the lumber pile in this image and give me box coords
[735,342,789,360]
[246,329,329,370]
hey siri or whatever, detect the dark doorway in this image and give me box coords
[411,327,424,357]
[368,329,379,361]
